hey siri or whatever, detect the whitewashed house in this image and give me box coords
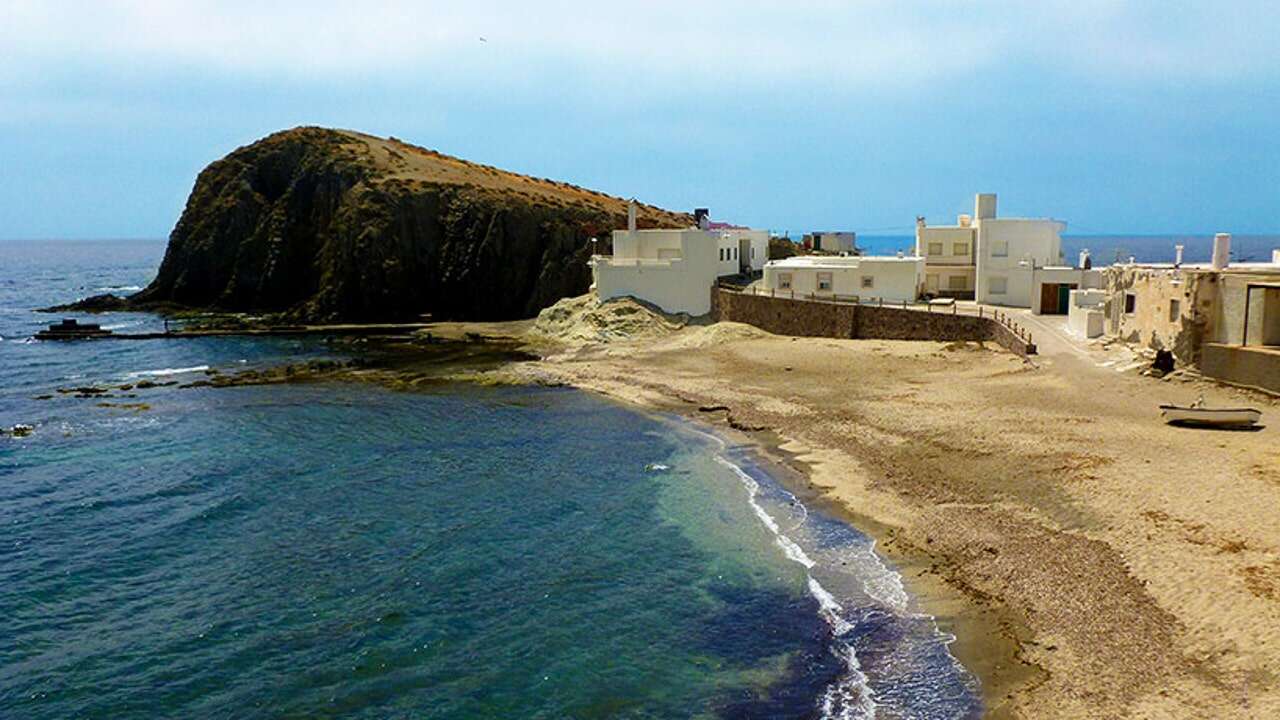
[589,203,762,315]
[762,255,923,304]
[916,193,1097,312]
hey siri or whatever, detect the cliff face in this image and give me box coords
[132,127,690,321]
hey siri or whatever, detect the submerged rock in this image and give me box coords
[107,127,689,322]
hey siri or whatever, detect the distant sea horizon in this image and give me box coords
[857,233,1280,265]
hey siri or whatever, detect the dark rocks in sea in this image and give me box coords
[76,127,690,322]
[40,293,132,313]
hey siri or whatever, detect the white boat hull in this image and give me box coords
[1160,405,1262,427]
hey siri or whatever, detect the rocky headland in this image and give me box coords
[58,127,689,322]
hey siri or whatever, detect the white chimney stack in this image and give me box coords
[627,198,637,234]
[1174,244,1184,267]
[1211,233,1231,270]
[1273,249,1280,265]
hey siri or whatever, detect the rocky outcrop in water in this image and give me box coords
[112,127,690,321]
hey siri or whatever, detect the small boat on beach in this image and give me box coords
[1160,396,1262,428]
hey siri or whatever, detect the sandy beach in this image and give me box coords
[429,297,1280,719]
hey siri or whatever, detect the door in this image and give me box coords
[1039,283,1060,314]
[1057,284,1075,314]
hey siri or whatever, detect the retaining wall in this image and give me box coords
[710,289,1036,357]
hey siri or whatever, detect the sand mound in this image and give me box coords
[526,294,691,346]
[653,321,771,351]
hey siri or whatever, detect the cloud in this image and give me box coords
[3,0,1275,92]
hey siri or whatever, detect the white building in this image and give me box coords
[916,193,1096,311]
[713,227,770,274]
[762,255,923,304]
[589,203,762,315]
[802,231,858,254]
[915,217,977,298]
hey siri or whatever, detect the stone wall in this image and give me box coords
[710,289,1035,357]
[711,288,857,338]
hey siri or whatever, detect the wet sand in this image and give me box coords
[468,317,1280,719]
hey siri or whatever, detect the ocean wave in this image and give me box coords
[712,453,877,719]
[94,285,143,292]
[100,320,143,331]
[126,365,210,378]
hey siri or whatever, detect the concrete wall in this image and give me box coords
[1201,344,1280,395]
[1213,273,1280,346]
[710,288,1035,357]
[1068,289,1106,338]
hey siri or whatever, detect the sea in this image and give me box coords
[859,233,1280,265]
[0,238,981,718]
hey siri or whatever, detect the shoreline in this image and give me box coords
[478,303,1280,718]
[48,308,1276,718]
[517,364,1036,717]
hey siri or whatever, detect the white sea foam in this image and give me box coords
[126,365,210,378]
[714,453,877,718]
[96,285,142,292]
[687,423,972,718]
[820,643,878,720]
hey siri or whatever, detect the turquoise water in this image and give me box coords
[1,240,980,718]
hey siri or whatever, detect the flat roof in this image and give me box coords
[767,255,921,268]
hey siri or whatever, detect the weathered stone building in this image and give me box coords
[1102,235,1280,393]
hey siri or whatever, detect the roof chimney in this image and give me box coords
[627,198,637,234]
[1174,244,1184,268]
[975,193,997,220]
[1212,233,1231,270]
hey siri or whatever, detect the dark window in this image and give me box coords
[1124,294,1136,313]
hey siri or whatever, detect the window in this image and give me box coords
[718,248,724,261]
[953,243,968,256]
[861,275,875,289]
[751,247,755,259]
[733,247,738,260]
[948,275,968,290]
[817,272,833,291]
[1124,293,1136,314]
[1169,299,1180,322]
[991,241,1009,257]
[928,242,944,256]
[988,276,1007,294]
[778,273,792,289]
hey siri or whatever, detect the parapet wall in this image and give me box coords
[710,289,1035,357]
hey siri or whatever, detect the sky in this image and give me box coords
[1,0,1278,239]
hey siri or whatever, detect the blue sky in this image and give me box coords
[2,1,1277,239]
